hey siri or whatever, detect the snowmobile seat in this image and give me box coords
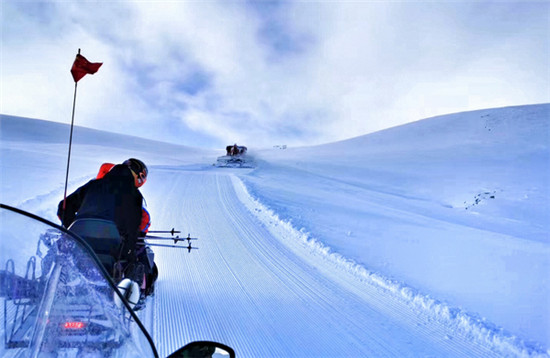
[68,219,122,273]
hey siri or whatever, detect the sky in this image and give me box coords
[1,1,549,149]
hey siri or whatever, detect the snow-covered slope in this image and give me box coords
[1,105,548,357]
[0,115,216,219]
[243,104,550,350]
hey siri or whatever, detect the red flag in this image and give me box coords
[70,54,102,82]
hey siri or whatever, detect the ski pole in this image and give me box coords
[137,242,198,252]
[148,228,180,235]
[145,236,182,244]
[145,235,198,241]
[145,234,198,244]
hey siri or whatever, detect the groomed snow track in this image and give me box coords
[142,167,539,358]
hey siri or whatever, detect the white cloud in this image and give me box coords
[1,1,548,149]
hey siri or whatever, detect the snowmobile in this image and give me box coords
[0,203,235,357]
[64,217,156,309]
[216,144,254,168]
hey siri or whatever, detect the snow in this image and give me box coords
[0,103,549,357]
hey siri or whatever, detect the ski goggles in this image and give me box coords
[136,171,147,187]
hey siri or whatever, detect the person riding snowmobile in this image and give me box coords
[94,162,152,237]
[93,162,157,296]
[57,158,156,295]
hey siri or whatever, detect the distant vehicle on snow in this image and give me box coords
[226,144,247,156]
[217,144,254,168]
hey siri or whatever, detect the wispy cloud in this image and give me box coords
[1,1,548,149]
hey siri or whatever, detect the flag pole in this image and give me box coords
[62,49,80,215]
[60,49,102,223]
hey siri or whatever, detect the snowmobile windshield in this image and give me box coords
[0,204,158,358]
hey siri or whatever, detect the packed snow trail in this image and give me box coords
[138,166,513,358]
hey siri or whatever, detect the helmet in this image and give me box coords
[124,158,148,187]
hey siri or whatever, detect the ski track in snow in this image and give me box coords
[141,167,541,358]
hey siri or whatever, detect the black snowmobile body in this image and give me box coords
[0,204,157,357]
[0,204,235,357]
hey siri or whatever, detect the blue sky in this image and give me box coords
[1,1,548,149]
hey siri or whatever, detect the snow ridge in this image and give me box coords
[231,175,549,358]
[14,174,92,221]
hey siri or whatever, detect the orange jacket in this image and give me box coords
[96,163,115,179]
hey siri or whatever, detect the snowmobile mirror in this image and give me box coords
[167,340,235,358]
